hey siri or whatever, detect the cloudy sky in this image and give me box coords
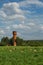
[0,0,43,40]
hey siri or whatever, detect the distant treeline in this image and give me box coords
[0,37,43,46]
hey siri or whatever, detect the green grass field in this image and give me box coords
[0,46,43,65]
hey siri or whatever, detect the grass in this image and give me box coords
[0,46,43,65]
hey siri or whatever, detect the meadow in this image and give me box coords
[0,46,43,65]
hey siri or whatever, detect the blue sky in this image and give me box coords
[0,0,43,40]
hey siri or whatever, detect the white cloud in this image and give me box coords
[0,29,5,34]
[12,24,31,30]
[17,32,21,36]
[7,14,25,20]
[6,26,10,30]
[2,2,22,15]
[19,0,43,7]
[21,21,24,24]
[0,1,34,21]
[27,23,35,26]
[40,25,43,30]
[3,2,19,7]
[0,2,27,23]
[0,1,43,40]
[0,10,7,18]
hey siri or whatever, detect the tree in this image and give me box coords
[16,37,24,46]
[1,37,9,46]
[9,37,13,46]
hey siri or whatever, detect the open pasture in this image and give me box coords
[0,46,43,65]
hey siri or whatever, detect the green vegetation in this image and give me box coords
[0,37,43,46]
[0,46,43,65]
